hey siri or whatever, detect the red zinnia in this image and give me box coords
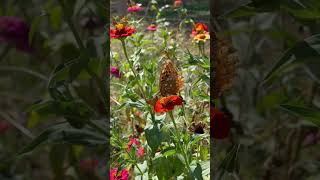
[110,168,129,180]
[210,107,231,139]
[191,23,209,36]
[110,23,136,39]
[154,95,184,113]
[127,4,143,13]
[174,0,183,8]
[147,24,157,31]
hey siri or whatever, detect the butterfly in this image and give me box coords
[159,59,184,97]
[212,35,238,99]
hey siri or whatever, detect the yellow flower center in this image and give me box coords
[115,23,124,30]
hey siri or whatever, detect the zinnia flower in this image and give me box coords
[127,138,144,158]
[110,168,129,180]
[110,21,135,39]
[147,24,157,31]
[0,16,33,52]
[127,4,143,13]
[210,107,231,139]
[191,22,208,36]
[110,66,121,78]
[194,33,210,43]
[174,0,183,8]
[154,95,184,113]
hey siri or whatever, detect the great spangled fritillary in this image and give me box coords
[159,59,184,97]
[212,34,238,100]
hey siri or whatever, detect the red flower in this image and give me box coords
[127,4,143,13]
[79,158,99,173]
[110,168,129,180]
[110,23,136,39]
[127,138,144,158]
[0,121,11,134]
[174,0,183,8]
[191,23,209,36]
[110,66,121,78]
[154,95,184,113]
[210,107,231,139]
[147,24,157,31]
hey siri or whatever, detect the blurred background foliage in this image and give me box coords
[213,0,320,179]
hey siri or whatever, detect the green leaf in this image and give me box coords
[153,155,184,179]
[280,104,320,126]
[263,34,320,84]
[29,15,45,45]
[18,123,107,156]
[217,144,240,179]
[144,124,163,152]
[49,6,62,29]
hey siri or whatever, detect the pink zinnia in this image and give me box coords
[127,138,140,152]
[127,138,144,158]
[137,147,144,158]
[0,16,33,52]
[147,24,157,31]
[110,168,129,180]
[127,4,143,13]
[110,66,121,78]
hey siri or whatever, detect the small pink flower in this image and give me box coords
[127,4,143,13]
[110,66,121,78]
[147,24,157,31]
[127,138,140,152]
[137,147,144,158]
[110,168,129,180]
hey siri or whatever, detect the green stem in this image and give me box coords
[120,40,147,101]
[168,111,191,173]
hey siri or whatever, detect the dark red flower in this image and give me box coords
[0,121,12,134]
[154,95,184,113]
[110,168,129,180]
[210,107,231,139]
[79,158,99,173]
[0,16,33,52]
[191,23,209,37]
[174,0,183,8]
[110,23,136,39]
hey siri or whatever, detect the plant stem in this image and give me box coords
[120,40,147,101]
[168,111,191,173]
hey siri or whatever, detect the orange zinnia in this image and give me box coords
[191,23,208,36]
[154,95,183,113]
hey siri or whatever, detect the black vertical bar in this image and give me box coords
[105,0,110,178]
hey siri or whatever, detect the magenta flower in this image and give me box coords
[0,16,33,52]
[110,66,121,78]
[110,168,129,180]
[127,4,143,13]
[147,24,157,31]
